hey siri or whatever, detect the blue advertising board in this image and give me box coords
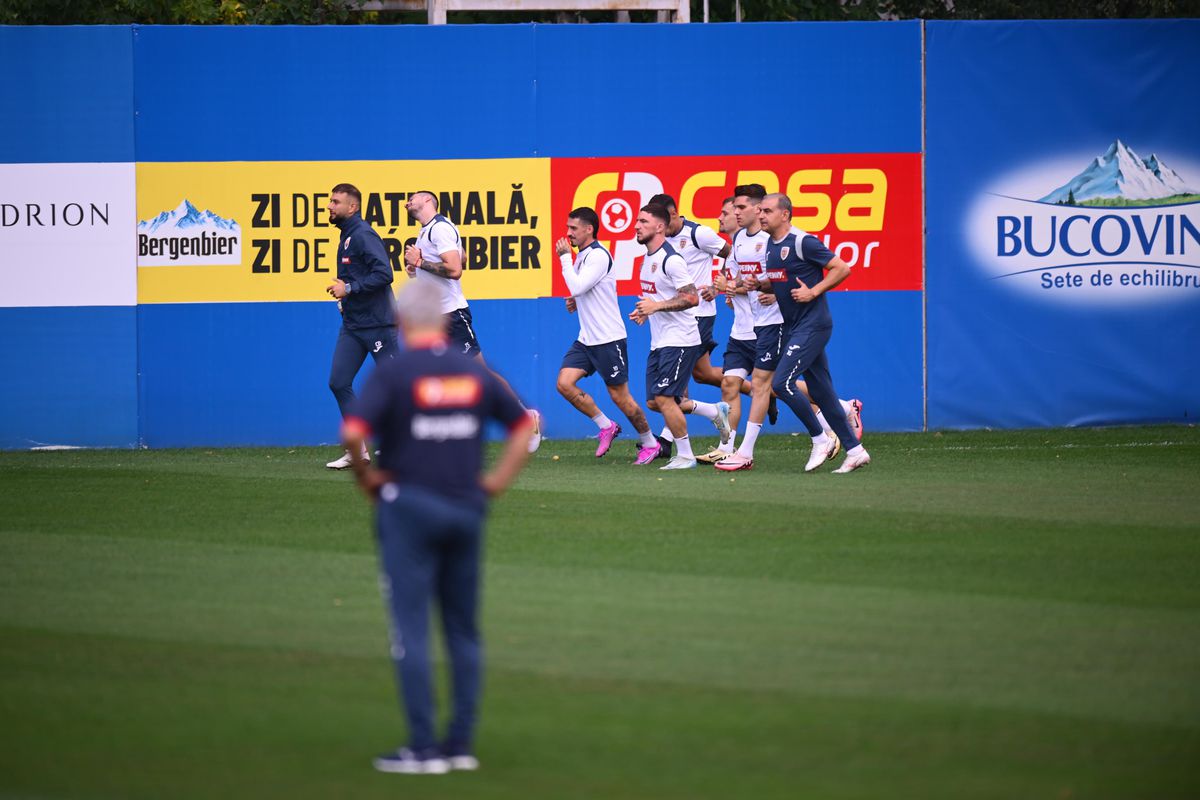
[925,20,1200,428]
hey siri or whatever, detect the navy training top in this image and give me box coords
[766,227,838,331]
[335,213,395,330]
[349,342,527,512]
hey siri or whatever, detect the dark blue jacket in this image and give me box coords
[336,213,394,330]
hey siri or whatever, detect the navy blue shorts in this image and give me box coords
[645,345,705,401]
[445,307,482,357]
[723,336,756,377]
[753,324,785,371]
[560,339,629,386]
[697,315,718,355]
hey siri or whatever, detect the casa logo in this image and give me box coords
[137,199,241,267]
[966,140,1200,306]
[414,375,482,409]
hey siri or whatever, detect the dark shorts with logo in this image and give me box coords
[645,344,705,402]
[753,324,785,371]
[444,307,482,357]
[723,336,757,376]
[697,314,718,355]
[561,339,629,386]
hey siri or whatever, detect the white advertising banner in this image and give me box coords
[0,162,136,308]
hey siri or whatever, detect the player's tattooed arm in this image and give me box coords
[655,283,699,312]
[419,261,457,278]
[421,249,464,280]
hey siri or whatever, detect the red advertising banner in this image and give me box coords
[550,153,922,297]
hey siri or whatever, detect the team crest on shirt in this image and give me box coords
[755,243,763,252]
[414,375,482,409]
[677,238,688,249]
[780,246,790,260]
[344,236,351,250]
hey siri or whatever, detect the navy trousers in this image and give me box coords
[771,324,858,446]
[329,324,398,418]
[376,485,485,752]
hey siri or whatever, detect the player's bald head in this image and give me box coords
[395,278,448,335]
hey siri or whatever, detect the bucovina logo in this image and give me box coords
[138,199,241,266]
[967,140,1200,305]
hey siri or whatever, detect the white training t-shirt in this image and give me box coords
[668,218,726,319]
[724,228,763,340]
[640,241,700,350]
[559,241,625,346]
[731,227,783,327]
[415,214,469,313]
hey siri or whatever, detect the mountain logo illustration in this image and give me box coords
[1039,140,1200,206]
[138,199,240,234]
[137,199,242,267]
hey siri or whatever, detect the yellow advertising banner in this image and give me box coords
[136,159,552,303]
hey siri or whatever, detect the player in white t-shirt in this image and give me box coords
[403,190,542,453]
[554,206,658,462]
[647,193,751,461]
[629,202,731,470]
[696,196,758,463]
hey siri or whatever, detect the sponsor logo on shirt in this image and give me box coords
[412,413,480,441]
[766,269,787,282]
[641,280,657,294]
[414,375,482,409]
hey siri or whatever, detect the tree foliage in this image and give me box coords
[1,0,1196,24]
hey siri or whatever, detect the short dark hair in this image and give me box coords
[722,196,736,206]
[648,193,677,211]
[414,190,438,211]
[568,206,600,237]
[641,202,671,226]
[734,183,767,201]
[331,183,361,205]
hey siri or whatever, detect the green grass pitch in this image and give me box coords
[2,425,1199,799]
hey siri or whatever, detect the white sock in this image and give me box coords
[591,412,613,430]
[659,427,674,442]
[639,430,656,448]
[675,435,694,459]
[719,436,736,454]
[812,432,830,446]
[816,410,832,436]
[737,422,762,458]
[847,444,865,457]
[687,401,719,421]
[840,399,853,416]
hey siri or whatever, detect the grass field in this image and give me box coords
[2,425,1199,799]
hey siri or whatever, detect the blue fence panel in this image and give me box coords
[0,307,139,448]
[533,20,923,157]
[926,20,1200,428]
[0,26,135,164]
[132,25,539,162]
